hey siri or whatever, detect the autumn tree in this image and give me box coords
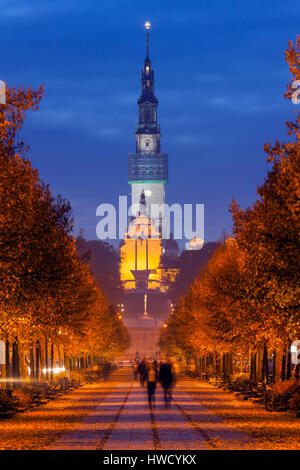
[230,37,300,359]
[0,84,129,380]
[160,38,300,383]
[0,84,44,158]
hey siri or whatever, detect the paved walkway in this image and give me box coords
[46,378,215,450]
[44,370,255,450]
[0,368,299,450]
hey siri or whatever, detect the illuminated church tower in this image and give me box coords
[120,24,178,360]
[128,22,168,233]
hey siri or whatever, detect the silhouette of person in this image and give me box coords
[133,361,139,380]
[158,359,174,408]
[146,362,157,409]
[138,359,147,387]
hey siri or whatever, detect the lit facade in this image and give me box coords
[120,213,163,291]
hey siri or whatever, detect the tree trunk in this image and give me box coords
[262,344,269,383]
[257,349,262,382]
[57,345,62,367]
[281,348,286,381]
[248,350,251,379]
[250,352,257,382]
[272,351,276,383]
[50,342,54,382]
[45,338,49,381]
[254,352,258,382]
[35,340,41,381]
[293,362,300,379]
[286,346,292,380]
[215,352,220,376]
[63,350,67,370]
[30,343,35,381]
[12,338,20,380]
[19,345,26,380]
[228,352,233,379]
[5,339,10,379]
[222,354,226,381]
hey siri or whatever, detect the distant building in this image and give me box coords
[162,233,180,259]
[0,80,6,104]
[122,316,164,361]
[185,236,205,251]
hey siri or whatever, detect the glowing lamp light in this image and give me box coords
[42,366,66,375]
[145,21,151,30]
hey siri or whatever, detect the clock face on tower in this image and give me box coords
[139,135,155,152]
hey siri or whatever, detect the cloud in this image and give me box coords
[210,96,233,107]
[31,100,126,140]
[173,135,198,144]
[0,0,132,20]
[0,1,64,19]
[209,92,284,114]
[96,127,120,136]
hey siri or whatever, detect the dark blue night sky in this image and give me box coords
[1,0,299,242]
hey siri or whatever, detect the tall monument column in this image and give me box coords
[128,22,168,235]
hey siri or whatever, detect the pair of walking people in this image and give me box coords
[145,360,175,409]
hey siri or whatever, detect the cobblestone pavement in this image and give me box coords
[0,368,300,450]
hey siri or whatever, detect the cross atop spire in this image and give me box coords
[145,21,151,59]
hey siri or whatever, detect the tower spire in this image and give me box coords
[145,21,150,59]
[127,23,168,240]
[134,21,159,137]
